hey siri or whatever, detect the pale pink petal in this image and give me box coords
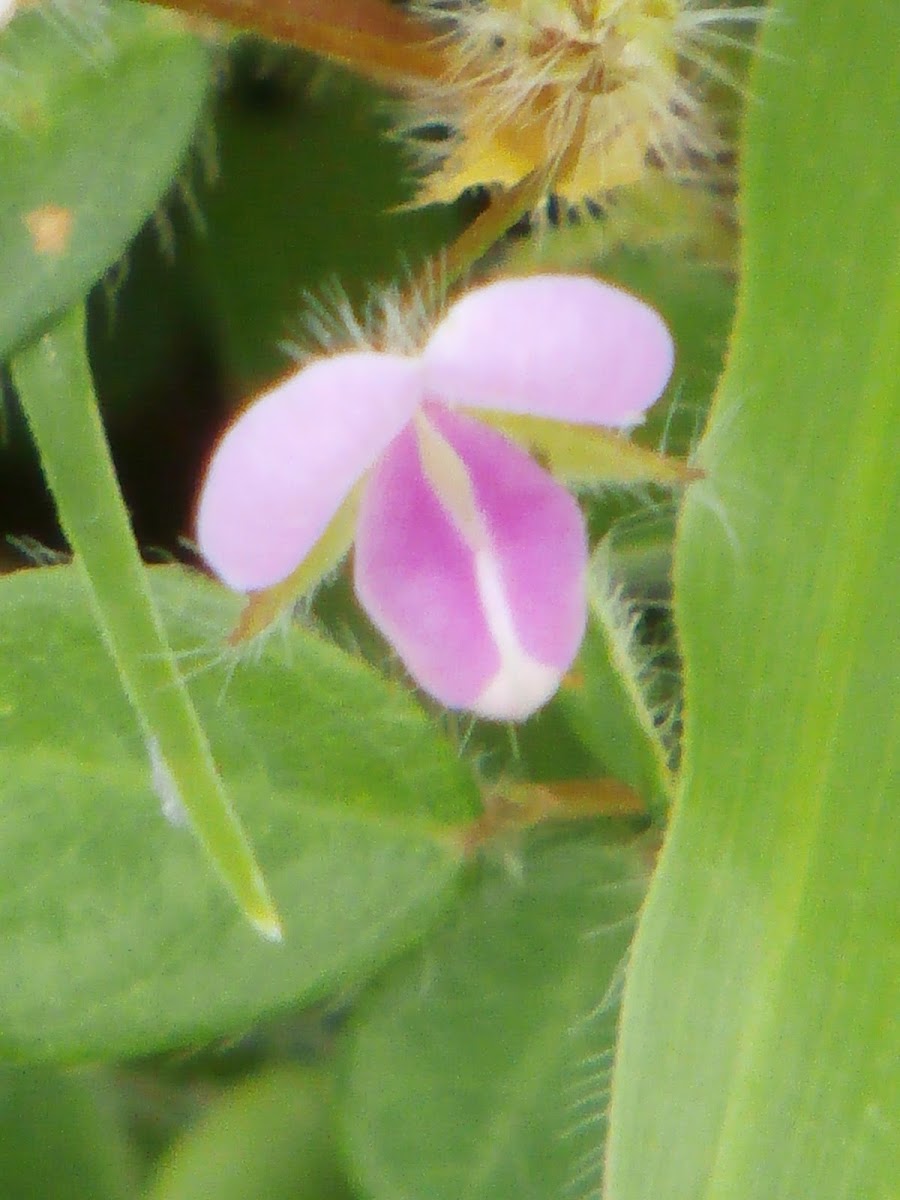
[354,425,499,711]
[421,275,674,428]
[354,407,587,720]
[196,353,422,591]
[428,405,587,681]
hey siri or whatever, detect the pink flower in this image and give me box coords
[196,275,674,720]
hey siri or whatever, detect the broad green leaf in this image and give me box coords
[11,307,281,938]
[0,2,209,359]
[605,5,900,1199]
[0,565,478,1062]
[341,830,648,1200]
[145,1066,355,1200]
[0,1065,137,1200]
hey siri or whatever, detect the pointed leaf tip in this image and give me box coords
[252,910,285,944]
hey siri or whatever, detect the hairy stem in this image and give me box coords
[10,306,282,940]
[151,0,446,83]
[437,96,593,293]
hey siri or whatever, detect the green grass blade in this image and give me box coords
[10,307,281,939]
[604,3,900,1198]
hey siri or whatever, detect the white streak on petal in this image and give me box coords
[417,403,585,720]
[356,408,586,722]
[413,411,485,550]
[428,405,587,676]
[472,550,563,721]
[416,408,578,721]
[353,427,502,710]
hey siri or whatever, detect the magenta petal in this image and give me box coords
[196,353,421,591]
[422,275,674,428]
[354,425,500,712]
[429,405,588,683]
[354,408,587,720]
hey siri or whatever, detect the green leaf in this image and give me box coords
[341,830,648,1200]
[0,2,209,359]
[0,565,477,1062]
[0,1066,137,1200]
[559,546,674,822]
[11,307,281,938]
[145,1066,355,1200]
[605,5,900,1199]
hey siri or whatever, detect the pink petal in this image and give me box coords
[354,407,587,720]
[196,353,422,591]
[421,275,674,428]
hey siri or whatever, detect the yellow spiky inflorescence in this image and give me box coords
[409,0,763,205]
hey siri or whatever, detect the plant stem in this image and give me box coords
[10,306,282,941]
[152,0,446,83]
[439,170,550,292]
[436,97,593,294]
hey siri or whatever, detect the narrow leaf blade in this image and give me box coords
[605,4,900,1198]
[11,308,281,936]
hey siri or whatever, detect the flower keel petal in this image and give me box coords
[429,406,588,716]
[196,353,421,591]
[422,275,674,428]
[354,426,501,712]
[355,409,587,720]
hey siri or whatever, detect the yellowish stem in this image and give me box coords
[461,777,648,853]
[152,0,446,83]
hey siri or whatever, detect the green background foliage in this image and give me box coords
[0,0,896,1197]
[342,832,648,1200]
